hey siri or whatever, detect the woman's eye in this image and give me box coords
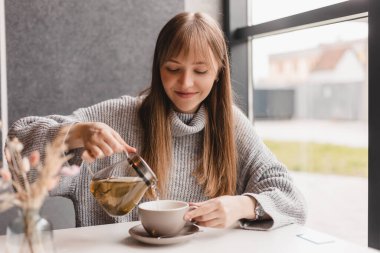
[166,67,180,72]
[195,70,208,74]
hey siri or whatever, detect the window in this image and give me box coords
[224,0,380,249]
[252,20,368,245]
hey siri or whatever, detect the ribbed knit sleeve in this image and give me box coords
[7,114,80,198]
[233,106,307,230]
[7,96,139,201]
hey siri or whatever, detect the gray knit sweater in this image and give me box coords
[8,95,307,230]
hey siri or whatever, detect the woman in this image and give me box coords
[8,12,307,229]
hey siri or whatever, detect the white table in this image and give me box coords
[0,221,378,253]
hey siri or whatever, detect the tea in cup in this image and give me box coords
[138,200,189,237]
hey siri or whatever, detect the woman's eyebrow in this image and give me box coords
[167,59,181,64]
[166,59,208,65]
[193,61,208,65]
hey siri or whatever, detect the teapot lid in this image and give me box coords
[127,152,158,187]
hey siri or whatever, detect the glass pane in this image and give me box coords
[251,0,348,25]
[251,19,368,245]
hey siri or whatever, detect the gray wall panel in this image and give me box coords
[6,0,184,125]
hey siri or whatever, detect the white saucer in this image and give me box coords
[129,224,200,245]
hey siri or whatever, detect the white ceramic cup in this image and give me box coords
[138,200,189,237]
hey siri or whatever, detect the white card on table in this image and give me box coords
[297,231,335,244]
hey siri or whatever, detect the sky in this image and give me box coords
[251,0,368,81]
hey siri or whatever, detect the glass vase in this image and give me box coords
[5,208,55,253]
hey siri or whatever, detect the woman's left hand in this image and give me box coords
[184,195,256,228]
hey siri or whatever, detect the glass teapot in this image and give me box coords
[90,152,158,217]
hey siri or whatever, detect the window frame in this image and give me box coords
[224,0,380,249]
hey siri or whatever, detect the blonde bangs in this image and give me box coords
[160,19,221,70]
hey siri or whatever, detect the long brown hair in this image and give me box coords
[139,12,236,198]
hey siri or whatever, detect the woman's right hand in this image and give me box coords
[64,122,136,162]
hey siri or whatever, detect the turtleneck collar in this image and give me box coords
[170,105,207,137]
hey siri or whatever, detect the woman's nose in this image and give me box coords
[178,71,193,88]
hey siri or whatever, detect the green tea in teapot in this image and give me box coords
[90,177,148,216]
[89,153,158,217]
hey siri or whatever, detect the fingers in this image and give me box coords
[89,145,106,159]
[186,207,225,228]
[185,197,237,228]
[82,150,95,163]
[81,122,136,161]
[189,201,206,206]
[192,210,219,222]
[110,131,137,154]
[124,143,137,154]
[94,139,113,157]
[185,200,218,222]
[94,127,123,155]
[195,218,224,228]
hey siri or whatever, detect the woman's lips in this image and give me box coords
[175,91,198,98]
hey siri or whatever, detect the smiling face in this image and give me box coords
[160,49,219,114]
